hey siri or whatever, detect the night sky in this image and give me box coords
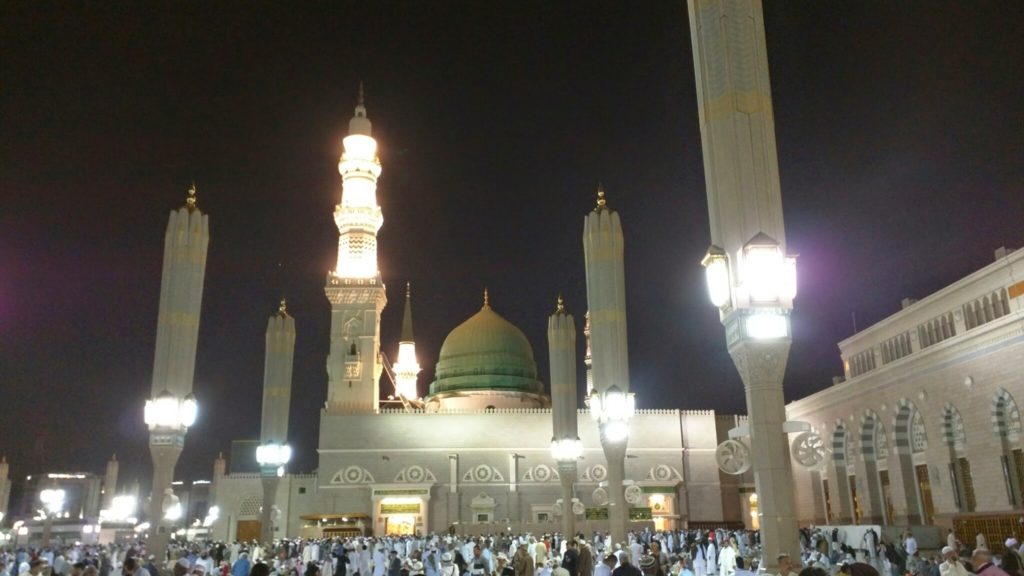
[2,3,1022,490]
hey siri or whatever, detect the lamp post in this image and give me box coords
[144,391,197,561]
[582,186,634,545]
[549,293,582,540]
[686,0,801,564]
[40,487,65,547]
[255,443,291,544]
[145,186,209,563]
[588,385,635,544]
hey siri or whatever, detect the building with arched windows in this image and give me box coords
[787,246,1024,549]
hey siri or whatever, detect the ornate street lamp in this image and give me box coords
[588,385,636,443]
[255,441,291,543]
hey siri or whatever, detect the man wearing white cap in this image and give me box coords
[939,547,967,576]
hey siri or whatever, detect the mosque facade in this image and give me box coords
[208,97,1024,545]
[208,98,754,542]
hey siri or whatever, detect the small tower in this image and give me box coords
[392,283,421,400]
[102,454,119,510]
[325,85,388,411]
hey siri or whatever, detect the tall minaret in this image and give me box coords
[582,185,631,544]
[687,0,798,564]
[102,454,118,510]
[548,295,579,539]
[146,184,209,563]
[325,84,387,412]
[392,283,421,400]
[258,298,296,544]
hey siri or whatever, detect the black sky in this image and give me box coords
[2,2,1022,488]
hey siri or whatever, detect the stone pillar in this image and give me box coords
[728,339,799,564]
[558,462,577,538]
[148,444,183,563]
[0,457,9,522]
[260,476,280,544]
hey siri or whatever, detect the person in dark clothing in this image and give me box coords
[388,552,403,576]
[562,541,580,576]
[611,554,642,576]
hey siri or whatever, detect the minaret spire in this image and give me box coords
[325,84,387,411]
[483,287,490,309]
[393,281,420,400]
[401,282,414,343]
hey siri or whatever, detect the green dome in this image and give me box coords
[429,304,543,396]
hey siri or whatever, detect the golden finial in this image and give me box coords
[555,293,566,315]
[186,182,197,210]
[406,281,411,298]
[358,80,365,106]
[595,182,607,211]
[483,287,490,309]
[278,297,288,316]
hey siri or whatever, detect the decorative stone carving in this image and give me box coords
[791,432,828,469]
[581,465,607,482]
[624,484,643,505]
[522,464,560,483]
[331,465,375,484]
[716,439,751,475]
[571,500,585,515]
[728,341,791,390]
[644,464,683,483]
[395,465,436,483]
[592,487,609,506]
[462,465,504,483]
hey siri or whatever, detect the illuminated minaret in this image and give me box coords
[102,454,118,510]
[325,84,387,411]
[392,283,421,400]
[258,298,296,544]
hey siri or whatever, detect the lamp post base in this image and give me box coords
[148,440,183,566]
[600,439,628,546]
[728,336,799,571]
[260,475,280,545]
[557,461,578,538]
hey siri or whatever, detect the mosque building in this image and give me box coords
[208,95,750,541]
[204,94,1024,545]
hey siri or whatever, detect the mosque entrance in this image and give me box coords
[236,520,261,542]
[385,515,416,535]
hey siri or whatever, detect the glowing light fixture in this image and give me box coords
[550,437,583,462]
[40,488,65,515]
[701,245,731,307]
[144,391,198,431]
[745,312,788,340]
[588,385,636,444]
[737,233,798,305]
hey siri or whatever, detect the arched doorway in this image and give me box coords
[992,389,1023,507]
[860,411,892,524]
[893,400,933,524]
[941,403,974,511]
[832,423,855,523]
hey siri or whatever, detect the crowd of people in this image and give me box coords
[2,527,1023,576]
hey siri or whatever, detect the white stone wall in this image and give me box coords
[787,250,1024,527]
